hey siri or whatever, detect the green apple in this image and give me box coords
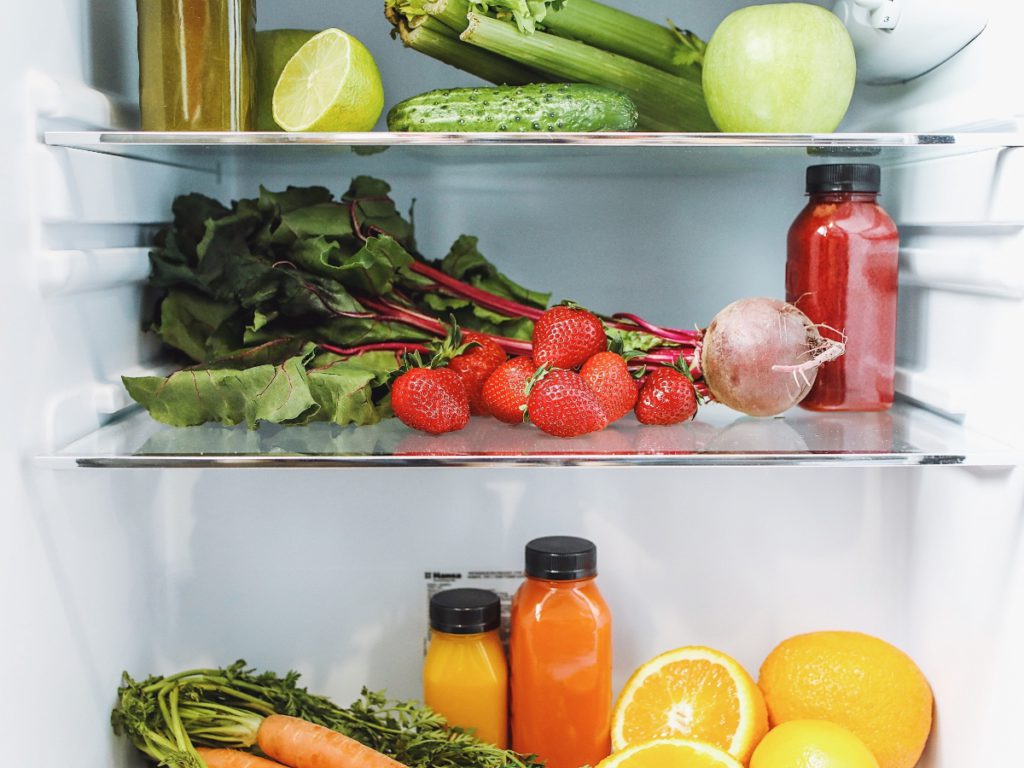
[702,3,857,133]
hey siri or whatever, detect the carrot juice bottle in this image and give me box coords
[510,536,612,768]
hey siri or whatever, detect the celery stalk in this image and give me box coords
[460,12,715,131]
[398,18,547,86]
[424,0,474,33]
[542,0,705,83]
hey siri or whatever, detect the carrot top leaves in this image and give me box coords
[113,662,542,768]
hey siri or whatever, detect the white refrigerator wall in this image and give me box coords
[1,2,1023,768]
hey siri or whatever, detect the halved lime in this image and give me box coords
[256,29,317,131]
[272,28,384,132]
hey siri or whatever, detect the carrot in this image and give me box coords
[196,747,288,768]
[256,714,410,768]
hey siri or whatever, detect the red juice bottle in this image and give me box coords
[786,164,900,411]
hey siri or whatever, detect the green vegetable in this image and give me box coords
[123,342,400,428]
[461,13,714,132]
[387,83,638,132]
[112,661,541,768]
[127,177,549,428]
[541,0,706,82]
[384,0,715,131]
[386,7,546,86]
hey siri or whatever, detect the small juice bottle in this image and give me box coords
[424,589,508,747]
[510,536,612,768]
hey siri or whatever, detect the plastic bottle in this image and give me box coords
[510,536,612,768]
[424,588,508,748]
[787,163,900,411]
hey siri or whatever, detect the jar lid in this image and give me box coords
[525,536,597,580]
[806,164,881,194]
[429,588,501,634]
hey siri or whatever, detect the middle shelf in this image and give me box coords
[46,402,1019,469]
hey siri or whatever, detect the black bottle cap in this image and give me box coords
[806,164,881,194]
[429,588,501,634]
[525,536,597,580]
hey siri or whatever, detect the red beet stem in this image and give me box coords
[610,313,701,344]
[409,261,545,321]
[319,342,430,356]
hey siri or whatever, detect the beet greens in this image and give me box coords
[125,176,702,428]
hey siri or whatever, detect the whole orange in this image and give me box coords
[758,631,933,768]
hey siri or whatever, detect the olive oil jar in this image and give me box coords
[137,0,256,130]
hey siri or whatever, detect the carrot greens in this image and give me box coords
[112,662,541,768]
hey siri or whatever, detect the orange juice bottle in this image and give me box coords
[510,537,612,768]
[424,589,508,747]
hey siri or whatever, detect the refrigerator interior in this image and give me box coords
[3,1,1024,767]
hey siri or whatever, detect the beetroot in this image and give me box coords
[700,297,845,417]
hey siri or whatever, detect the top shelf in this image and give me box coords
[45,130,1024,149]
[43,131,1024,175]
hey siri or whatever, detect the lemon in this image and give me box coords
[272,28,384,132]
[758,631,933,768]
[751,720,880,768]
[612,646,768,765]
[597,739,743,768]
[256,29,317,130]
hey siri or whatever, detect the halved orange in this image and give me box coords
[612,646,769,765]
[598,739,743,768]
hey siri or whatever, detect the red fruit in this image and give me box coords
[449,332,507,415]
[391,367,470,435]
[527,368,609,438]
[482,356,537,424]
[580,351,638,423]
[532,304,608,369]
[634,367,698,425]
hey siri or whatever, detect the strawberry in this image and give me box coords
[580,351,638,423]
[532,304,608,369]
[526,368,609,438]
[448,332,507,416]
[482,356,537,424]
[391,367,470,435]
[634,366,698,425]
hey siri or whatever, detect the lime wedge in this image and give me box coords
[272,28,384,132]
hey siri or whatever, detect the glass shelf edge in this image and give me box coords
[40,403,1023,470]
[43,130,1024,150]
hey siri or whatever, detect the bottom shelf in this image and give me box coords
[44,402,1019,468]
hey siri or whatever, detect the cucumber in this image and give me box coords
[386,83,638,133]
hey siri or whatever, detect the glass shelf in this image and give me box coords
[42,131,1024,176]
[43,402,1019,469]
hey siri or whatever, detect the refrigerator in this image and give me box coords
[3,0,1023,766]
